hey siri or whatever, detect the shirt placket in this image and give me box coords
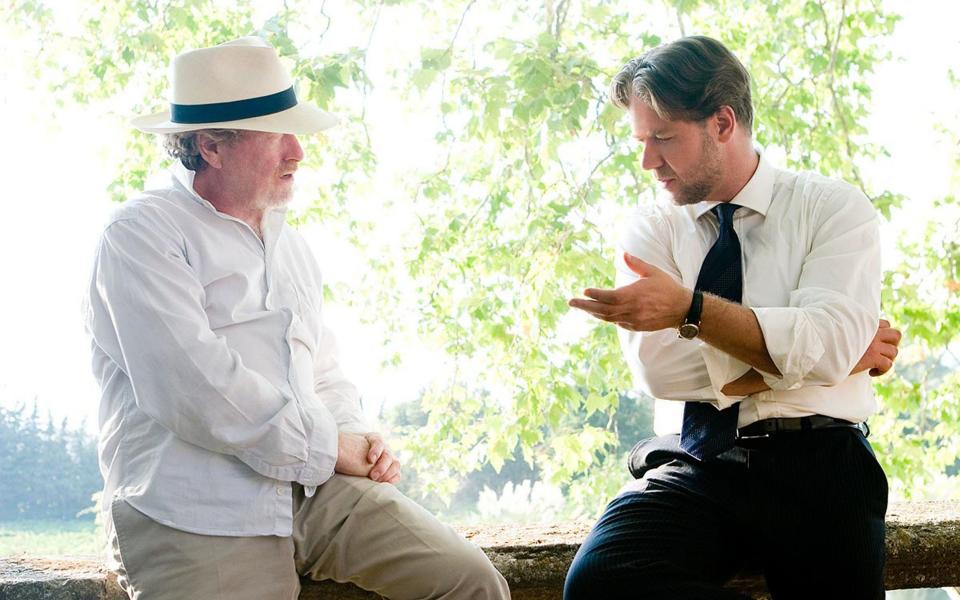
[261,213,299,532]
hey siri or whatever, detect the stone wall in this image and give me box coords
[2,501,958,599]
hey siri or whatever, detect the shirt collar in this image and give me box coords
[169,161,288,233]
[690,150,774,220]
[171,161,230,217]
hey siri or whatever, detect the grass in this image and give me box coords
[0,519,102,557]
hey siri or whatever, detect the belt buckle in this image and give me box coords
[736,420,775,440]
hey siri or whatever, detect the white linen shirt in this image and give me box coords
[85,164,367,536]
[616,154,881,436]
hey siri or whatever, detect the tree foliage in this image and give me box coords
[9,0,958,513]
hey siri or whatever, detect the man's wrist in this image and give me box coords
[682,288,697,325]
[678,289,701,339]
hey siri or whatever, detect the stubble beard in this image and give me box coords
[246,187,292,214]
[269,161,299,208]
[668,133,724,206]
[256,169,297,210]
[268,185,294,208]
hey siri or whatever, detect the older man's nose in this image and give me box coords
[283,134,304,162]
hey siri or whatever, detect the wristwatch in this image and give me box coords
[678,290,703,340]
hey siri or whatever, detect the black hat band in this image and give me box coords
[170,86,297,124]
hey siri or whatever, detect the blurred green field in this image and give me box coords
[0,519,102,557]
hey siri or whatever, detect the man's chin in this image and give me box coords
[266,190,295,209]
[669,192,701,206]
[667,184,711,206]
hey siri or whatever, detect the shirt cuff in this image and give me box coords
[296,403,339,488]
[699,344,753,409]
[751,306,825,390]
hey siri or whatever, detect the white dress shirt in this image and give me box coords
[616,153,881,436]
[85,164,367,536]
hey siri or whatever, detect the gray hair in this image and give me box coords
[610,36,754,133]
[163,129,243,171]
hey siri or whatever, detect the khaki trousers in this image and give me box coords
[107,475,510,599]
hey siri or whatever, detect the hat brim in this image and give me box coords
[131,102,339,135]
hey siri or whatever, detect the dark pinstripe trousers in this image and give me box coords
[564,429,888,599]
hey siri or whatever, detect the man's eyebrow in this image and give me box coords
[633,129,666,141]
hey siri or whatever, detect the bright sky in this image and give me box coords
[0,0,957,435]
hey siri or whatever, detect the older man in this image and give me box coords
[567,36,898,598]
[85,37,509,599]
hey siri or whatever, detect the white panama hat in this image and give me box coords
[132,36,338,135]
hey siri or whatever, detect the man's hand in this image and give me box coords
[364,433,401,484]
[335,431,373,477]
[851,319,901,377]
[334,431,401,485]
[568,253,691,332]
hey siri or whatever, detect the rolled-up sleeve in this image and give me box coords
[752,186,880,389]
[92,214,339,486]
[617,208,716,401]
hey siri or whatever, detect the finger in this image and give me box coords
[878,343,898,360]
[568,298,599,312]
[586,311,626,324]
[569,298,624,318]
[890,328,903,346]
[382,462,401,483]
[878,318,890,329]
[868,357,893,377]
[369,452,394,481]
[623,253,652,276]
[366,436,385,464]
[582,287,620,303]
[386,471,401,485]
[876,328,902,345]
[568,299,603,317]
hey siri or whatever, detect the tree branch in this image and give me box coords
[553,0,571,39]
[816,0,871,198]
[438,0,477,132]
[358,0,385,148]
[316,0,332,41]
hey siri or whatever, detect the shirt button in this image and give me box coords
[276,487,284,496]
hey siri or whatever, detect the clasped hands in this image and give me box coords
[569,252,902,385]
[335,431,401,485]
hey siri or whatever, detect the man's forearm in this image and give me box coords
[696,292,782,377]
[719,319,901,396]
[720,369,770,396]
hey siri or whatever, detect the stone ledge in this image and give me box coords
[2,501,958,599]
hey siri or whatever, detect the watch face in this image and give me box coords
[679,323,700,339]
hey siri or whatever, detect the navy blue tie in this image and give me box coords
[680,203,742,460]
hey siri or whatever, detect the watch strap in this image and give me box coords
[684,289,703,327]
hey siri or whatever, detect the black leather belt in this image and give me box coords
[737,415,866,439]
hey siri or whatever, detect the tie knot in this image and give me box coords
[713,203,740,230]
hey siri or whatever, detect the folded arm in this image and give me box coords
[721,318,901,395]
